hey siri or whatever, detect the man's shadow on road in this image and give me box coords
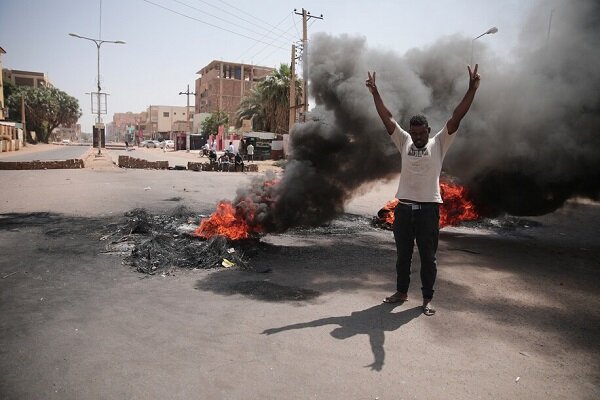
[263,304,422,371]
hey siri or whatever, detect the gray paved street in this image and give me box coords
[0,144,90,161]
[0,166,598,400]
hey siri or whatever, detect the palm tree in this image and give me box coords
[235,63,302,134]
[236,87,266,132]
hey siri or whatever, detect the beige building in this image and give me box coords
[109,106,194,142]
[1,67,53,122]
[2,68,51,88]
[111,111,145,141]
[143,105,194,140]
[195,61,273,126]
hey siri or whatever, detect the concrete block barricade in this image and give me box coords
[0,159,84,170]
[118,155,168,170]
[0,139,16,152]
[186,161,257,172]
[0,124,21,152]
[187,162,203,171]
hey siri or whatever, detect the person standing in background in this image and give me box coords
[246,143,254,162]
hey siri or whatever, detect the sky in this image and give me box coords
[1,0,540,133]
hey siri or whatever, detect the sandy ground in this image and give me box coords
[0,167,598,400]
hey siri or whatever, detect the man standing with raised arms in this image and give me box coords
[366,64,481,316]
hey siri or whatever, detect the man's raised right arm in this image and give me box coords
[366,71,396,135]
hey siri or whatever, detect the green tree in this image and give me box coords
[7,85,81,143]
[2,81,17,112]
[201,110,229,137]
[236,86,266,131]
[235,63,302,134]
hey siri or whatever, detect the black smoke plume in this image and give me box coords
[445,0,600,215]
[233,0,599,232]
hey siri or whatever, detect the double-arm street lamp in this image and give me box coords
[470,27,498,66]
[69,32,125,155]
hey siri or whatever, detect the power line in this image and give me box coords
[142,0,288,51]
[253,22,303,66]
[211,0,298,42]
[292,10,301,38]
[244,14,298,63]
[169,0,290,47]
[255,40,293,67]
[189,0,297,43]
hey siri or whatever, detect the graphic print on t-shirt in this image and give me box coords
[407,144,430,157]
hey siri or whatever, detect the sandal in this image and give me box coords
[383,292,408,303]
[422,303,436,316]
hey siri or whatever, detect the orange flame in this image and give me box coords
[194,178,279,240]
[439,181,480,227]
[376,181,480,228]
[193,201,261,240]
[377,199,400,226]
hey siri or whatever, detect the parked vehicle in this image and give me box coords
[141,140,158,148]
[159,140,174,149]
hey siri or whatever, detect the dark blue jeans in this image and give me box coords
[392,202,440,300]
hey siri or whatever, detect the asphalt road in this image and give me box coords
[0,167,598,400]
[0,144,90,161]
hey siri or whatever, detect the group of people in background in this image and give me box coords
[204,140,247,172]
[204,139,255,172]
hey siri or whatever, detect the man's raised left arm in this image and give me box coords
[446,64,481,135]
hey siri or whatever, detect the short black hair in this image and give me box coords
[409,114,428,127]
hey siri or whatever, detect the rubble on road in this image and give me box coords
[102,207,255,275]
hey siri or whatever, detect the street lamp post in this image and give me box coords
[69,32,125,155]
[470,27,498,66]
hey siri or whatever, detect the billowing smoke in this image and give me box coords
[233,0,599,232]
[445,0,600,215]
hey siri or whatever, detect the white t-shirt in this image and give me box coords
[389,122,456,203]
[246,144,254,155]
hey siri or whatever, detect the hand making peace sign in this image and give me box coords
[468,63,481,91]
[365,71,377,94]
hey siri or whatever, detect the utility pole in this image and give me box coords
[289,44,297,134]
[179,84,196,152]
[21,95,26,147]
[294,8,323,119]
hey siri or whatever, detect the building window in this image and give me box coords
[15,77,35,86]
[163,112,169,117]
